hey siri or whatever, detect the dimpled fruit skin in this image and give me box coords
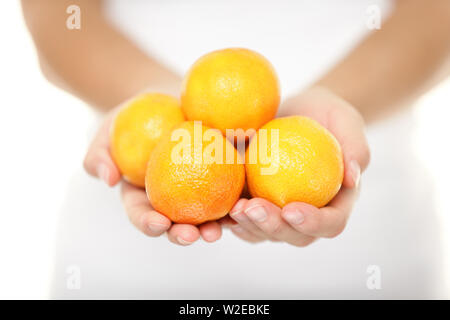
[181,48,280,134]
[246,116,344,208]
[110,93,184,188]
[146,121,245,225]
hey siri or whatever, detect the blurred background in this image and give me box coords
[0,1,449,299]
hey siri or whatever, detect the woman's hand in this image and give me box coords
[225,86,371,246]
[83,107,223,246]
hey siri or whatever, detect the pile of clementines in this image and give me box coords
[110,48,344,225]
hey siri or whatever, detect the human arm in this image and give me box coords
[21,0,180,110]
[317,0,450,123]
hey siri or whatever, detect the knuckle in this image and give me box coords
[126,209,136,225]
[82,155,92,173]
[233,229,263,243]
[268,220,284,236]
[252,229,270,240]
[359,142,371,170]
[326,223,346,239]
[127,205,145,229]
[249,237,265,244]
[305,219,321,235]
[292,237,315,247]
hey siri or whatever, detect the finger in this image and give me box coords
[167,224,201,246]
[217,215,237,227]
[229,198,270,239]
[343,159,361,190]
[242,198,316,247]
[230,225,266,243]
[282,187,359,238]
[199,221,222,243]
[218,198,248,227]
[327,102,370,188]
[83,111,121,186]
[230,198,248,215]
[121,182,171,237]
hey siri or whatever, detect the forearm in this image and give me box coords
[22,0,180,111]
[315,0,450,123]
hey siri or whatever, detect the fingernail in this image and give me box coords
[245,205,267,222]
[202,229,220,242]
[97,164,110,185]
[283,209,305,225]
[229,210,242,217]
[229,210,246,221]
[147,223,167,234]
[350,160,361,188]
[177,236,194,246]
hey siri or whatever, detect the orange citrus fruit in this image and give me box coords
[145,121,245,225]
[181,48,280,137]
[245,116,344,208]
[110,93,184,187]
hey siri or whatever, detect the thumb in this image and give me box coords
[329,105,370,189]
[83,111,121,186]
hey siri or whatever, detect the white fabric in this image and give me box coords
[51,0,443,299]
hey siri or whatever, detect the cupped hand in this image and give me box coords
[83,106,222,246]
[225,86,371,246]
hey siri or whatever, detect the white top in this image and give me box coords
[51,0,444,299]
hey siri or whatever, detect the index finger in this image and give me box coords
[281,186,360,238]
[121,181,172,237]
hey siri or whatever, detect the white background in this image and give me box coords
[0,1,449,299]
